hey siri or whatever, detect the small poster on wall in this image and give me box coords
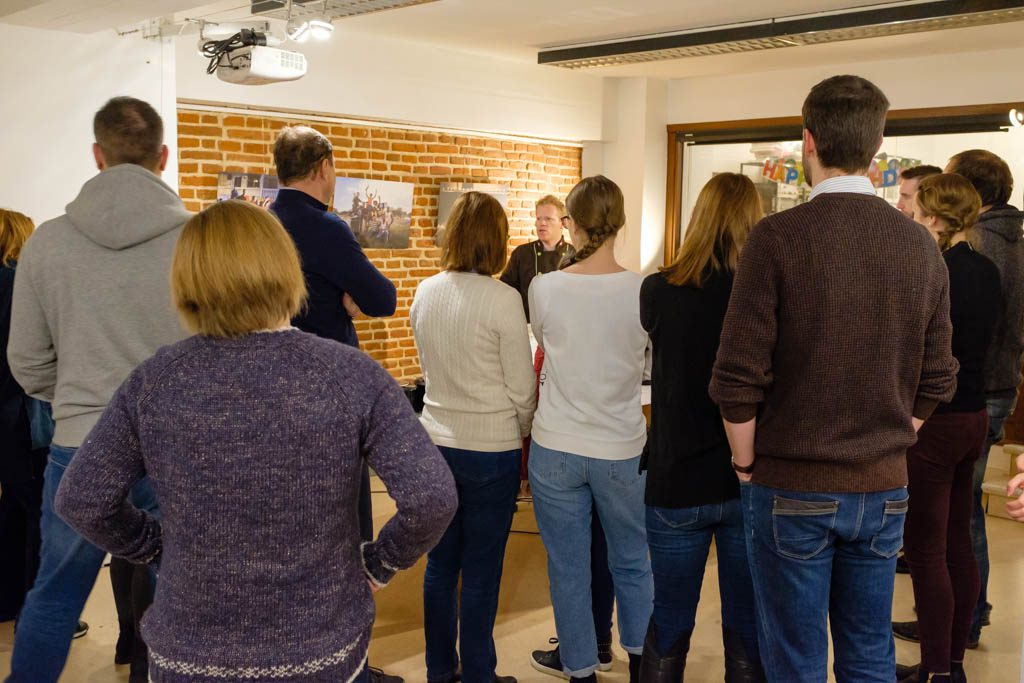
[217,172,280,207]
[435,182,510,245]
[334,177,415,250]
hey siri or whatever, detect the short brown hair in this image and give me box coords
[93,97,164,169]
[273,126,333,184]
[172,200,307,338]
[441,192,509,276]
[947,150,1013,206]
[662,173,762,287]
[0,209,34,266]
[899,165,942,181]
[536,195,565,215]
[802,75,889,173]
[564,175,626,265]
[916,173,982,249]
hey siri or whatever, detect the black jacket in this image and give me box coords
[1,264,34,487]
[499,240,574,322]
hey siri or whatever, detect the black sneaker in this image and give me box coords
[368,666,404,683]
[895,553,911,575]
[73,620,89,639]
[895,621,979,650]
[896,663,918,679]
[893,620,920,643]
[531,639,568,679]
[597,638,613,672]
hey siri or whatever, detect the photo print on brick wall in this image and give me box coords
[217,172,280,207]
[334,176,415,249]
[435,182,510,246]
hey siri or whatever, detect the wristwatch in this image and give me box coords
[731,458,755,474]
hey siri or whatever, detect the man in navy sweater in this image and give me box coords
[270,126,400,683]
[271,126,396,347]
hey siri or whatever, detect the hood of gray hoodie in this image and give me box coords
[977,204,1024,245]
[66,164,192,250]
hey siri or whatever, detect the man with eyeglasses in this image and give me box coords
[500,195,575,322]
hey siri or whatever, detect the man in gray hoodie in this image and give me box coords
[893,149,1024,649]
[5,97,189,682]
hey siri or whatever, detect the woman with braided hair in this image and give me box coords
[527,176,653,683]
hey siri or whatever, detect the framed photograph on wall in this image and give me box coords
[334,177,415,250]
[435,182,510,245]
[217,172,280,207]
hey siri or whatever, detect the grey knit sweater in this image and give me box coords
[55,330,457,683]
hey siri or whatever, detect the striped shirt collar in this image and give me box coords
[809,175,876,201]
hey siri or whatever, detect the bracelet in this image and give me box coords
[731,458,755,474]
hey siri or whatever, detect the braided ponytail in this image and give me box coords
[561,176,626,269]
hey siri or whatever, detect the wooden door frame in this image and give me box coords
[663,102,1024,266]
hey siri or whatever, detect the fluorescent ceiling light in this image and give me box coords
[252,0,439,21]
[539,0,1024,69]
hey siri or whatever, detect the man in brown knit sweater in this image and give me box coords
[710,75,958,682]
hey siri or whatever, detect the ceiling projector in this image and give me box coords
[202,29,307,85]
[216,45,307,85]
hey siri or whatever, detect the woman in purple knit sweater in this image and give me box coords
[54,200,457,683]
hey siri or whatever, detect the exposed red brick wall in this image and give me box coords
[177,108,582,381]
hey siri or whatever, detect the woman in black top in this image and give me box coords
[896,174,1002,683]
[638,173,765,682]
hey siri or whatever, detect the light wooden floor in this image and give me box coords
[2,484,1022,682]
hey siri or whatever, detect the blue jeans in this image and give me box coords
[7,445,158,683]
[646,497,759,662]
[741,483,907,683]
[423,447,520,683]
[970,391,1016,637]
[529,443,653,677]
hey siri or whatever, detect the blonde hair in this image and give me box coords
[535,194,565,215]
[171,200,307,337]
[915,173,982,250]
[441,192,509,276]
[563,175,625,266]
[0,209,34,266]
[662,174,763,287]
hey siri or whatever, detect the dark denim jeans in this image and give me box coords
[645,497,759,662]
[6,445,158,683]
[423,446,520,683]
[741,483,907,683]
[970,391,1016,638]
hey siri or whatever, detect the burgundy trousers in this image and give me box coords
[903,408,987,673]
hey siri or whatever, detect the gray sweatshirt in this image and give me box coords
[7,164,190,447]
[975,204,1024,395]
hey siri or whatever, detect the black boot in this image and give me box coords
[638,622,689,683]
[628,653,642,683]
[950,661,966,683]
[722,628,766,683]
[109,558,135,664]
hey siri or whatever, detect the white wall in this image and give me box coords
[597,77,669,274]
[175,29,604,142]
[0,24,177,225]
[668,46,1024,123]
